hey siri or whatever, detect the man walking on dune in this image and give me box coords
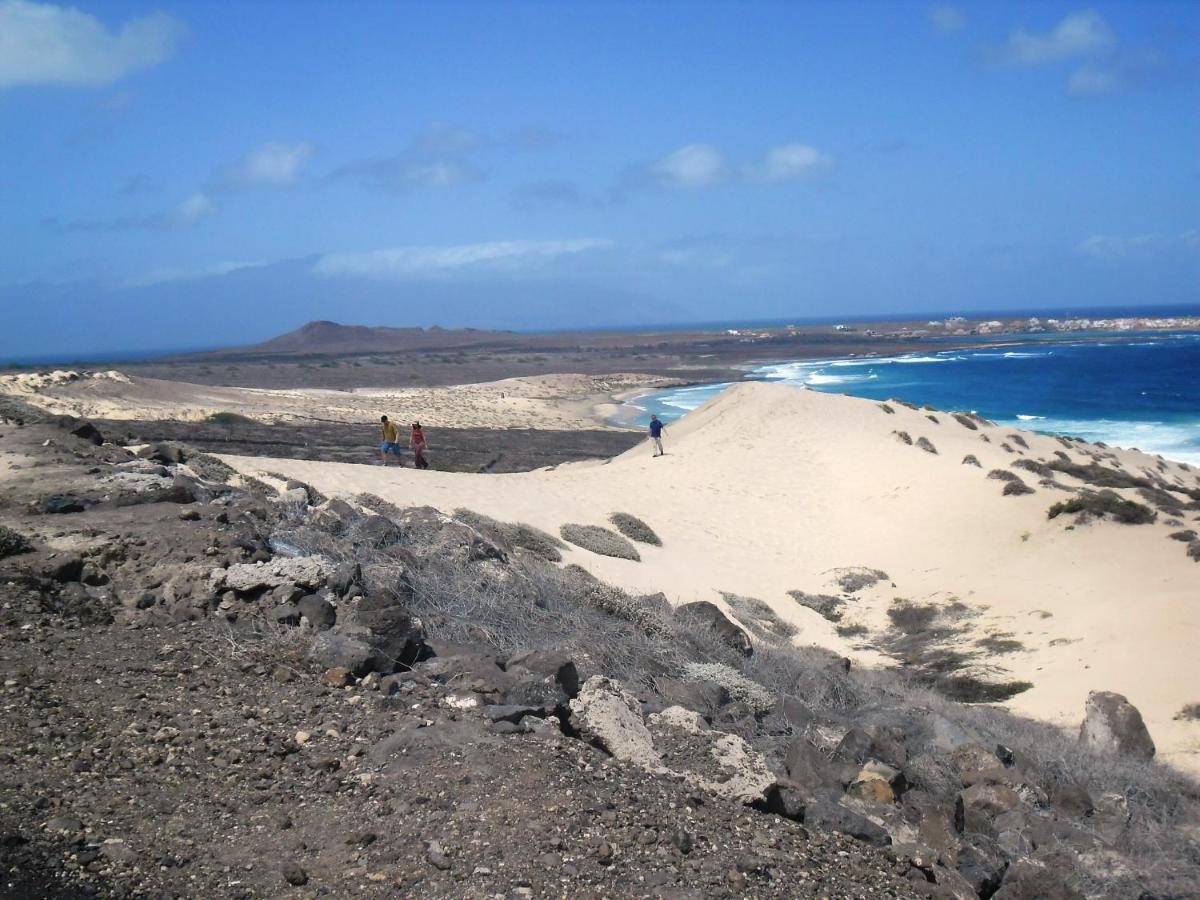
[649,414,666,457]
[379,415,402,465]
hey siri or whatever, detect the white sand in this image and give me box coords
[0,370,665,431]
[221,383,1200,773]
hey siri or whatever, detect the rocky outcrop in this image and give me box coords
[1079,691,1156,759]
[210,555,334,594]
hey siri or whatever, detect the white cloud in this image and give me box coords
[745,144,833,183]
[175,192,213,225]
[1077,230,1199,260]
[313,239,613,280]
[928,5,966,34]
[223,142,314,187]
[1067,64,1120,96]
[0,0,186,89]
[996,10,1115,66]
[651,144,726,189]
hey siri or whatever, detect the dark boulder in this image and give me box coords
[326,561,362,598]
[354,516,404,550]
[991,859,1084,900]
[676,600,753,656]
[955,833,1008,899]
[784,738,840,796]
[956,783,1022,838]
[832,728,875,765]
[1079,691,1155,759]
[38,495,87,514]
[68,420,104,446]
[805,797,891,846]
[298,593,337,630]
[138,442,186,464]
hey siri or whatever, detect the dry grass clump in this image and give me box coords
[1012,458,1053,478]
[454,508,566,562]
[721,592,797,640]
[915,436,938,454]
[560,523,641,561]
[878,402,895,414]
[680,662,775,714]
[1137,486,1188,515]
[890,398,917,410]
[356,492,404,520]
[961,454,981,467]
[1048,491,1157,525]
[833,567,889,593]
[925,414,939,424]
[188,452,238,484]
[987,469,1020,482]
[892,430,912,445]
[951,413,978,430]
[0,525,34,558]
[1047,459,1149,490]
[1000,442,1016,453]
[1174,703,1200,721]
[1007,433,1029,449]
[787,590,845,622]
[608,512,662,546]
[1188,541,1200,562]
[239,474,278,497]
[1003,479,1035,496]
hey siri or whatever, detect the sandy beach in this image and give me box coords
[213,382,1200,773]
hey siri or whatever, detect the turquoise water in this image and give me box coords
[623,332,1200,465]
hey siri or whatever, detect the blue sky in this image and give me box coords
[1,0,1198,357]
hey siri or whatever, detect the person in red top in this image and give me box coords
[410,422,430,470]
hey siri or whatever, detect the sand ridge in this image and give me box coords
[220,383,1200,774]
[0,370,666,431]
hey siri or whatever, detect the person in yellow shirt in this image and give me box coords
[379,415,402,465]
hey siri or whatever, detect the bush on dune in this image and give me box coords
[608,512,662,546]
[560,523,641,561]
[454,508,566,562]
[1048,490,1157,525]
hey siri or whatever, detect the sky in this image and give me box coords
[1,0,1198,358]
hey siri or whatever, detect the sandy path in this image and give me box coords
[222,383,1200,773]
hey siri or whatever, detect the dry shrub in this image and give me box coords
[787,590,844,622]
[1007,433,1030,449]
[453,508,565,562]
[189,452,238,484]
[951,413,978,430]
[892,430,912,445]
[721,592,797,640]
[1012,458,1053,478]
[0,525,34,558]
[878,403,895,415]
[1002,479,1035,496]
[560,523,641,561]
[961,454,981,467]
[1048,491,1156,525]
[915,436,938,454]
[988,469,1021,482]
[608,512,662,546]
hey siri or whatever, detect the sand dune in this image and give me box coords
[0,370,663,431]
[221,382,1200,773]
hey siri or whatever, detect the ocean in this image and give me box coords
[621,331,1200,465]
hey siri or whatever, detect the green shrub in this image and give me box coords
[560,523,640,561]
[608,512,662,546]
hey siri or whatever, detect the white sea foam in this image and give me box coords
[1016,414,1046,421]
[1003,416,1200,466]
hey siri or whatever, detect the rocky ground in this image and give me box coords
[1,409,1197,899]
[90,418,642,473]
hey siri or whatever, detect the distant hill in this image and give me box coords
[202,320,520,358]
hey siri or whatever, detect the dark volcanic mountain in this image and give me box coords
[201,320,519,358]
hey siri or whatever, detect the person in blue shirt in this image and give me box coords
[649,414,666,457]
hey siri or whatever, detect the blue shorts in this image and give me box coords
[380,441,402,454]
